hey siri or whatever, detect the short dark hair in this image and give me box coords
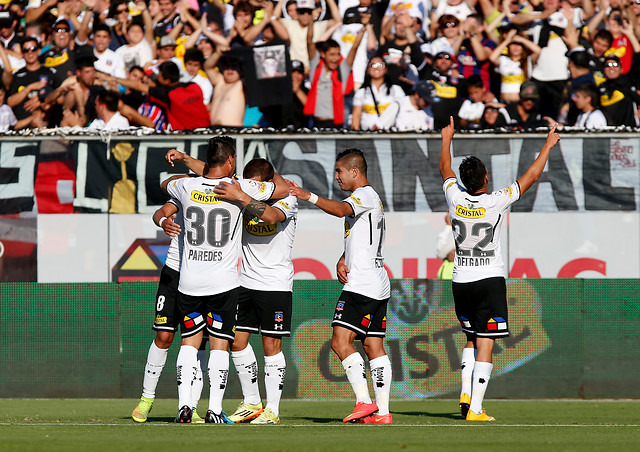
[93,22,110,35]
[466,74,484,89]
[317,39,340,53]
[243,158,275,181]
[336,148,367,176]
[459,156,487,194]
[129,65,145,75]
[575,83,600,108]
[594,29,613,45]
[98,89,119,112]
[159,61,180,83]
[21,36,40,49]
[184,47,204,66]
[207,136,236,168]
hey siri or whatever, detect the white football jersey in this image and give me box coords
[342,186,391,300]
[167,176,275,296]
[443,177,521,283]
[164,198,184,272]
[240,194,298,292]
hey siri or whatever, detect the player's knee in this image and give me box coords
[155,332,174,349]
[262,336,282,356]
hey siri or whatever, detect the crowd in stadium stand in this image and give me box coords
[0,0,639,132]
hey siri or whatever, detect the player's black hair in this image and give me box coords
[159,61,180,83]
[459,156,487,194]
[336,148,367,177]
[98,89,120,112]
[243,158,275,181]
[207,136,236,167]
[574,83,600,108]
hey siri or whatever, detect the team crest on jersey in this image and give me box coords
[275,312,284,322]
[350,196,362,206]
[244,216,277,236]
[361,314,371,328]
[459,316,471,329]
[154,315,167,325]
[336,301,344,311]
[191,189,222,204]
[487,317,507,331]
[207,312,223,330]
[456,205,486,218]
[184,312,204,328]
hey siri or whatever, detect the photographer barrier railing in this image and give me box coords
[1,279,638,399]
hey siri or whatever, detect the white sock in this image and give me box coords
[231,344,261,405]
[141,341,169,399]
[191,349,207,410]
[460,348,476,398]
[208,350,229,414]
[341,352,372,404]
[469,361,493,415]
[369,355,391,415]
[264,352,286,416]
[176,345,198,409]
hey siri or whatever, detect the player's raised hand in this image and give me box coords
[289,181,311,201]
[441,116,455,141]
[162,214,181,237]
[546,123,560,148]
[165,149,185,167]
[213,180,246,202]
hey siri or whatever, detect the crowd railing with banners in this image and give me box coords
[1,279,638,399]
[0,132,638,282]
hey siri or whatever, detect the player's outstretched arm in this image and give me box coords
[214,181,285,224]
[165,149,207,176]
[153,202,181,237]
[517,124,560,195]
[289,181,354,218]
[440,116,456,182]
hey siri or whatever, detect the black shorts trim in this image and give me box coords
[236,287,292,337]
[330,291,389,339]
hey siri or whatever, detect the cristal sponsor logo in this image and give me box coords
[155,315,167,325]
[350,196,362,206]
[244,216,277,236]
[190,190,222,204]
[456,205,485,218]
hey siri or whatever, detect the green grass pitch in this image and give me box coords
[1,399,639,451]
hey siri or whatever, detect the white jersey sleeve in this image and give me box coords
[443,177,520,283]
[239,194,298,292]
[342,186,391,300]
[164,198,183,272]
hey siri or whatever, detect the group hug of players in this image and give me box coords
[131,119,560,425]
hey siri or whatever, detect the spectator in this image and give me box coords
[114,4,155,72]
[229,1,278,47]
[41,19,77,87]
[0,85,17,131]
[427,51,466,129]
[153,0,181,43]
[598,54,640,126]
[457,14,497,93]
[0,10,20,51]
[489,27,541,103]
[93,23,127,78]
[559,49,595,125]
[104,60,210,130]
[303,38,355,128]
[588,7,633,73]
[458,74,497,128]
[182,47,212,105]
[502,80,550,128]
[87,89,131,130]
[378,10,424,94]
[205,52,246,127]
[429,14,461,59]
[351,56,405,131]
[107,0,132,51]
[478,103,509,129]
[112,65,169,130]
[376,79,436,130]
[277,0,342,70]
[59,49,102,127]
[572,82,607,129]
[144,35,183,78]
[332,8,376,89]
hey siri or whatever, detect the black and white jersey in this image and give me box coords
[167,176,275,296]
[239,194,298,292]
[443,177,521,283]
[342,186,390,300]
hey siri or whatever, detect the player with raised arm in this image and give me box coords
[132,201,209,424]
[161,137,289,424]
[289,149,392,424]
[440,117,560,421]
[214,158,298,425]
